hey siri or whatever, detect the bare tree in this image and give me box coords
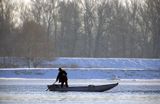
[1,0,160,60]
[80,0,96,57]
[0,0,15,56]
[94,0,115,57]
[19,20,47,67]
[58,1,81,56]
[145,0,160,58]
[30,0,55,58]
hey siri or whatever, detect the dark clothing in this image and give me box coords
[56,70,68,88]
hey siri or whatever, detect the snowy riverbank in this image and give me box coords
[0,57,160,69]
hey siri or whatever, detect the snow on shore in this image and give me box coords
[0,57,160,69]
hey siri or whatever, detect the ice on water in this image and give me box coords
[0,79,160,104]
[0,58,160,104]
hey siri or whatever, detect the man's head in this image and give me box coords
[58,68,62,71]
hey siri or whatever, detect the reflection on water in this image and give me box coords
[0,79,160,104]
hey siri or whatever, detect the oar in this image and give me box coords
[52,81,57,85]
[46,81,56,91]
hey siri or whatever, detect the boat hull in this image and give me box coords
[47,83,118,92]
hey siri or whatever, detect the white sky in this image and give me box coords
[12,0,31,4]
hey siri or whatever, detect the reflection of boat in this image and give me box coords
[47,83,118,92]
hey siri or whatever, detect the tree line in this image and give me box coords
[0,0,160,59]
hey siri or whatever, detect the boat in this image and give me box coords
[47,83,118,92]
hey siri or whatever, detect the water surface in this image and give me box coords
[0,79,160,104]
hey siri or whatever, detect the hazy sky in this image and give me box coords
[13,0,31,4]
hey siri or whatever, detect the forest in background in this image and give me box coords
[0,0,160,60]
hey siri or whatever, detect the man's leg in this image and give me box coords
[65,81,68,87]
[61,82,64,88]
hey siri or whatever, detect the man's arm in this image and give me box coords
[56,72,60,82]
[64,71,67,76]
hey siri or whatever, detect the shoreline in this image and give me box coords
[0,67,160,70]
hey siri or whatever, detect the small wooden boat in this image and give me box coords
[47,83,118,92]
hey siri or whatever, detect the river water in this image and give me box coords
[0,78,160,104]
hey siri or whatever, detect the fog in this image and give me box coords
[0,0,160,59]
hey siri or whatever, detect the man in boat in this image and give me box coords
[55,68,68,88]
